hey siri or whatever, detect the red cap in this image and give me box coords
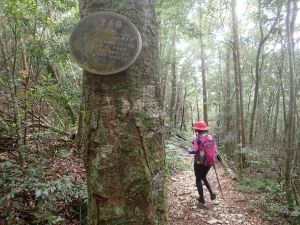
[192,121,209,131]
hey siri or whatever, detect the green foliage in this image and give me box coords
[292,211,300,225]
[1,0,81,132]
[260,200,300,225]
[51,0,78,12]
[0,160,87,225]
[238,175,281,193]
[166,148,188,175]
[25,73,81,127]
[242,148,269,168]
[238,175,300,224]
[33,213,64,225]
[3,0,37,19]
[56,149,71,160]
[165,136,189,175]
[0,74,8,85]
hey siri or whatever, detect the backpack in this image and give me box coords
[195,135,217,166]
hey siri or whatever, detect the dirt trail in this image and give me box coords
[167,156,271,225]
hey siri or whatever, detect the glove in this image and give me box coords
[217,154,222,162]
[188,148,197,154]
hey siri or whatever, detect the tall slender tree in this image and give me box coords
[169,26,178,124]
[223,46,233,153]
[231,0,246,148]
[0,21,24,166]
[249,0,282,144]
[199,3,208,125]
[284,0,298,211]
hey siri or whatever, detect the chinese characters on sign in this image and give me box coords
[70,12,142,75]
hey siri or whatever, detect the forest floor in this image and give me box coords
[0,131,291,225]
[167,155,273,225]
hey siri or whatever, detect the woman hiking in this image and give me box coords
[189,121,217,203]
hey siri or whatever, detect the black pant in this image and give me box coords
[194,163,214,198]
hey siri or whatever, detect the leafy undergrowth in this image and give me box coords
[165,132,191,175]
[237,174,300,225]
[217,143,299,225]
[0,133,87,225]
[0,130,192,225]
[4,130,298,225]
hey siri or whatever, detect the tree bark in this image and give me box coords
[169,26,177,124]
[284,0,297,211]
[231,0,245,148]
[224,47,233,153]
[79,1,167,224]
[224,47,231,133]
[196,96,200,122]
[159,30,171,110]
[272,85,280,142]
[274,46,287,127]
[161,67,168,111]
[174,70,183,127]
[180,84,187,131]
[76,100,84,150]
[199,3,208,125]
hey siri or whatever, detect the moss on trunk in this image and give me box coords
[79,1,167,224]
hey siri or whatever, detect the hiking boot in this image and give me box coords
[210,193,216,201]
[197,196,205,204]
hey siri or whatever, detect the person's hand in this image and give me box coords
[188,148,198,155]
[217,154,222,162]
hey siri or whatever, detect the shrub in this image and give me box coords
[0,160,87,225]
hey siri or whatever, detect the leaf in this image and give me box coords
[291,210,300,217]
[35,189,42,198]
[52,216,65,224]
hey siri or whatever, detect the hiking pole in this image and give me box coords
[213,164,224,199]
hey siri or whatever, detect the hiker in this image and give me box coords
[189,121,217,203]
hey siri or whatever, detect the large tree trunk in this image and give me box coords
[79,1,167,224]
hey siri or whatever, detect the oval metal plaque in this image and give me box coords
[70,12,142,75]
